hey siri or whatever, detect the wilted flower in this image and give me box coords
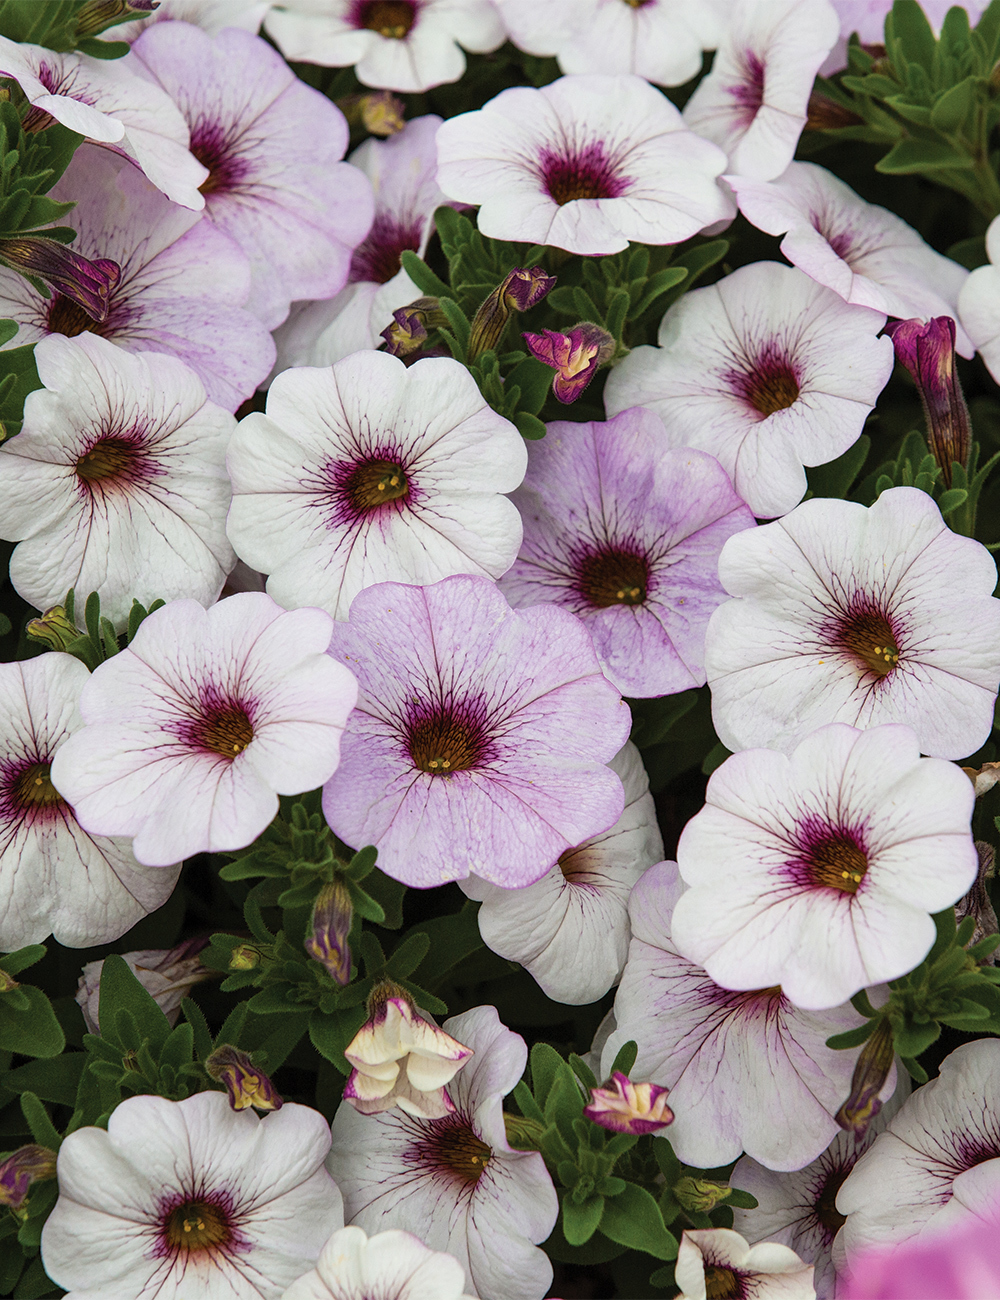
[885,316,971,484]
[305,880,353,985]
[206,1044,283,1112]
[0,237,119,323]
[674,1228,815,1300]
[0,1145,57,1212]
[281,1226,476,1300]
[956,841,999,960]
[583,1072,673,1135]
[76,938,211,1034]
[523,323,614,403]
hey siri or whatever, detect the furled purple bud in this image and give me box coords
[523,322,615,403]
[884,316,971,486]
[835,1017,894,1138]
[0,1144,57,1212]
[0,238,120,324]
[205,1044,283,1112]
[305,879,353,985]
[583,1071,674,1135]
[75,0,159,39]
[468,266,556,360]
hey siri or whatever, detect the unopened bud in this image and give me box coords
[835,1018,894,1138]
[0,238,120,324]
[962,760,1000,798]
[523,322,615,404]
[206,1044,283,1112]
[26,604,81,652]
[582,1070,673,1134]
[0,1145,57,1212]
[229,943,262,971]
[337,91,406,136]
[0,967,19,994]
[674,1177,732,1213]
[468,267,556,361]
[503,1112,545,1150]
[885,316,971,486]
[75,0,158,39]
[305,879,353,985]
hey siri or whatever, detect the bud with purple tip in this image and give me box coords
[835,1017,894,1138]
[467,266,556,361]
[305,879,353,985]
[0,1144,57,1213]
[205,1044,283,1112]
[582,1071,673,1135]
[884,316,971,486]
[0,238,120,324]
[523,322,615,403]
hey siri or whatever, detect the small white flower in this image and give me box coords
[40,1091,343,1300]
[704,487,1000,758]
[226,351,527,620]
[682,0,839,180]
[281,1225,475,1300]
[0,333,235,630]
[462,741,663,1005]
[675,1228,815,1300]
[604,260,893,518]
[435,74,732,256]
[671,722,978,1010]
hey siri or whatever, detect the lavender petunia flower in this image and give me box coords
[328,1005,558,1300]
[321,574,630,889]
[435,74,733,256]
[500,408,754,697]
[50,593,358,867]
[130,22,374,330]
[603,861,897,1172]
[0,146,274,411]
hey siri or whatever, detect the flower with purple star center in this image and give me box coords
[722,341,801,419]
[784,816,870,897]
[319,442,417,529]
[538,140,629,206]
[348,211,425,284]
[150,1184,252,1268]
[188,120,250,197]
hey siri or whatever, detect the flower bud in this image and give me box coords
[381,306,428,358]
[805,92,863,131]
[0,1144,57,1213]
[835,1017,894,1138]
[674,1177,732,1213]
[26,603,82,652]
[304,879,353,985]
[0,238,120,324]
[75,0,158,39]
[343,980,473,1119]
[229,943,262,971]
[582,1071,673,1134]
[523,322,615,403]
[468,266,556,360]
[884,316,971,486]
[206,1044,283,1112]
[956,841,999,963]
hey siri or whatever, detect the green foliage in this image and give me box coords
[0,949,63,1058]
[858,428,1000,534]
[0,0,135,51]
[25,588,165,667]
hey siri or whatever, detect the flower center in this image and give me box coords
[705,1266,744,1300]
[198,705,254,759]
[76,437,138,483]
[729,50,766,128]
[576,547,649,608]
[622,0,652,7]
[12,763,65,811]
[349,213,425,285]
[356,0,417,37]
[728,345,801,417]
[343,458,409,512]
[802,829,869,894]
[837,607,901,679]
[190,126,247,197]
[540,143,626,206]
[164,1199,231,1252]
[429,1116,492,1186]
[815,1166,849,1237]
[47,294,102,338]
[558,846,602,886]
[408,705,488,775]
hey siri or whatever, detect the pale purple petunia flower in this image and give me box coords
[328,1006,558,1300]
[727,162,973,355]
[130,22,374,330]
[499,407,754,697]
[602,861,898,1172]
[0,146,274,412]
[321,574,630,889]
[50,593,358,867]
[435,74,733,256]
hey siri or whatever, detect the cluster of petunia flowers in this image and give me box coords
[2,0,1000,1298]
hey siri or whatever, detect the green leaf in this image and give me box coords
[569,1053,597,1090]
[877,136,976,172]
[938,487,968,514]
[98,954,170,1052]
[629,690,698,750]
[514,411,547,440]
[893,1018,940,1058]
[505,356,553,416]
[562,1193,605,1246]
[0,944,46,977]
[599,1182,678,1260]
[363,868,406,929]
[629,266,688,321]
[181,998,213,1061]
[513,1078,545,1124]
[19,1091,60,1151]
[398,250,451,299]
[160,1022,194,1071]
[930,77,978,132]
[530,1041,566,1109]
[254,1013,309,1074]
[410,903,483,988]
[648,239,728,316]
[887,0,937,69]
[0,986,65,1057]
[901,1054,930,1083]
[807,436,871,499]
[726,1188,760,1209]
[826,1022,877,1050]
[2,1052,84,1106]
[609,1040,638,1077]
[309,1007,365,1072]
[386,930,431,979]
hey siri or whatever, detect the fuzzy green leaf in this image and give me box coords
[562,1193,605,1246]
[599,1182,678,1260]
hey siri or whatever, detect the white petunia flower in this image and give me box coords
[704,487,1000,758]
[837,1039,1000,1264]
[328,1005,558,1300]
[0,36,207,209]
[958,213,1000,382]
[50,593,358,867]
[40,1091,343,1300]
[435,74,732,257]
[460,741,663,1005]
[0,653,178,951]
[603,861,896,1172]
[0,333,236,629]
[282,1226,475,1300]
[226,352,527,620]
[674,1228,815,1300]
[729,162,973,355]
[682,0,839,181]
[604,260,893,518]
[264,0,505,93]
[494,0,727,87]
[671,723,978,1010]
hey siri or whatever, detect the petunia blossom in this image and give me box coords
[0,36,207,209]
[40,1090,343,1300]
[435,74,732,256]
[99,0,271,42]
[957,212,1000,382]
[522,323,614,404]
[728,162,973,355]
[321,574,630,889]
[0,332,236,629]
[50,593,358,867]
[674,1228,815,1300]
[264,0,505,93]
[129,22,374,329]
[602,861,897,1172]
[272,114,449,371]
[226,351,526,620]
[0,145,274,411]
[281,1226,476,1300]
[460,741,662,1005]
[704,487,1000,758]
[329,1005,558,1300]
[604,260,893,518]
[670,723,978,1010]
[837,1215,1000,1300]
[682,0,839,181]
[0,653,179,951]
[499,407,754,696]
[583,1073,673,1136]
[495,0,727,87]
